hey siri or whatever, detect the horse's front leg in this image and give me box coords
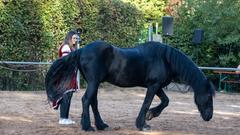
[136,85,158,131]
[81,82,98,131]
[91,89,109,130]
[146,89,169,121]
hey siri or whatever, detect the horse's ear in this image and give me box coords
[207,79,216,97]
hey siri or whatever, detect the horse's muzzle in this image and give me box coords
[201,108,213,121]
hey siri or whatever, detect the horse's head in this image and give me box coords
[194,80,215,121]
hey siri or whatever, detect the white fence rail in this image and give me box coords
[0,61,52,65]
[1,61,240,71]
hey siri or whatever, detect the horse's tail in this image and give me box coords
[45,49,81,104]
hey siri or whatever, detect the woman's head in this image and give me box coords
[63,30,78,47]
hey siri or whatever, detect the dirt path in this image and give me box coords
[0,88,240,135]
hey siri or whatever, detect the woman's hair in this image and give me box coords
[62,30,77,45]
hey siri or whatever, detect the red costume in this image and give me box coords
[52,44,78,109]
[58,44,78,89]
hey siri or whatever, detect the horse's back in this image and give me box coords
[80,41,172,87]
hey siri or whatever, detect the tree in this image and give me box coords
[172,0,240,67]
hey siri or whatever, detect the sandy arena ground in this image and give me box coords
[0,87,240,135]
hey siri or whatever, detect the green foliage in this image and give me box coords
[123,0,167,22]
[1,0,238,91]
[76,0,145,47]
[97,0,144,46]
[0,0,159,61]
[0,0,146,90]
[0,0,79,61]
[0,0,79,90]
[172,0,240,68]
[0,1,42,61]
[123,0,167,41]
[169,0,240,92]
[38,0,79,60]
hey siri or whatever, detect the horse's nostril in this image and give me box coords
[204,115,212,121]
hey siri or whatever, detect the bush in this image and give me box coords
[0,0,145,90]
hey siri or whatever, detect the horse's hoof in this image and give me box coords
[146,111,153,121]
[82,126,95,132]
[141,124,151,131]
[96,123,109,130]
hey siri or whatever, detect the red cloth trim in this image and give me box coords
[58,44,64,57]
[58,44,70,57]
[62,51,70,55]
[52,97,62,110]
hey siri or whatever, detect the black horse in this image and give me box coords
[45,41,215,131]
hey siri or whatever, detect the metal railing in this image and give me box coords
[0,61,52,65]
[1,61,240,71]
[199,66,240,71]
[0,61,239,91]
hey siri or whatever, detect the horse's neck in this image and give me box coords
[166,47,206,90]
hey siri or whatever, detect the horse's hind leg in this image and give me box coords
[91,89,109,130]
[146,89,169,121]
[136,84,158,131]
[81,82,99,131]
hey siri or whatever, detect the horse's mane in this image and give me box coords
[129,42,206,87]
[164,44,207,91]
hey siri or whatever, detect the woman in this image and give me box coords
[53,30,79,125]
